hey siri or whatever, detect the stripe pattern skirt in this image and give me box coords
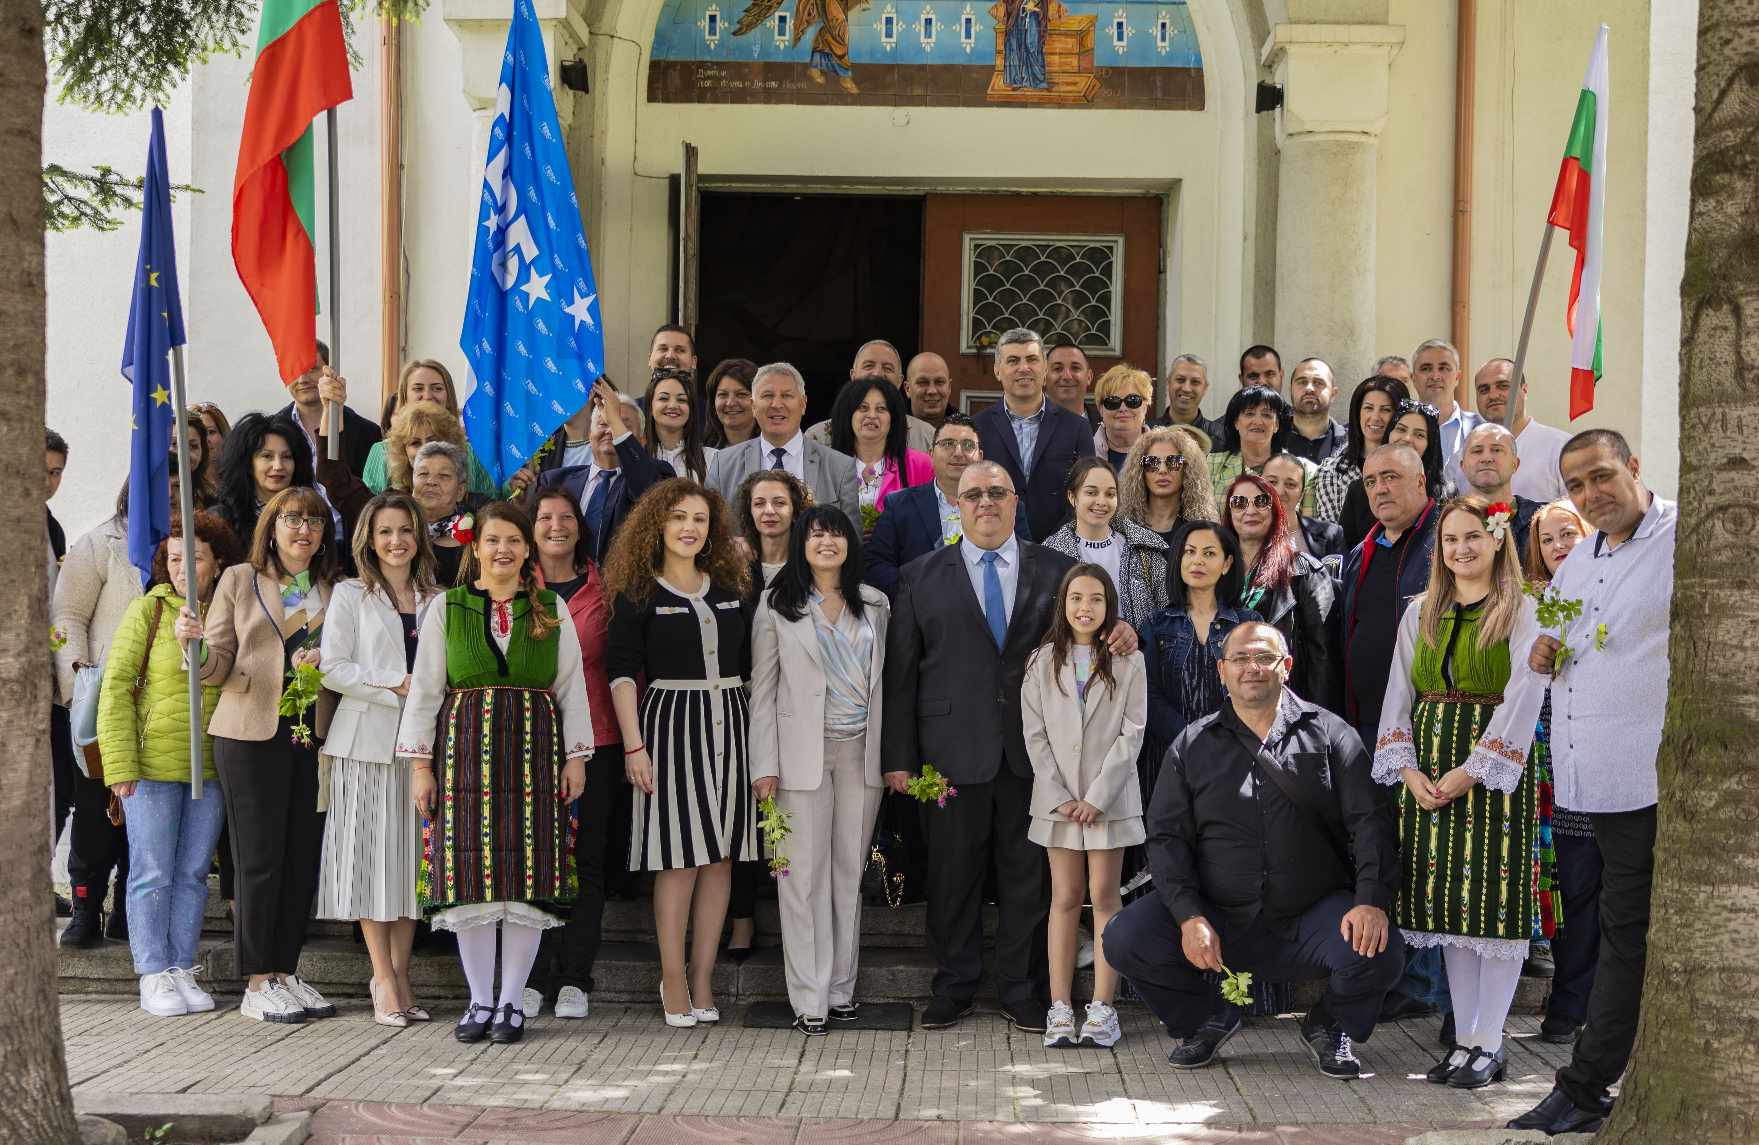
[630,678,756,872]
[420,685,573,914]
[315,757,421,922]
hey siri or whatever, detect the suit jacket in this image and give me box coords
[537,435,676,562]
[1300,515,1346,561]
[318,579,436,764]
[863,483,1029,597]
[882,540,1076,784]
[706,434,861,524]
[201,564,337,742]
[279,401,381,478]
[1021,646,1147,823]
[973,401,1096,542]
[748,586,891,791]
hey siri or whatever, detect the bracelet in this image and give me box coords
[626,742,646,755]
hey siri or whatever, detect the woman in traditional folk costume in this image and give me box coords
[398,501,592,1045]
[1373,495,1545,1090]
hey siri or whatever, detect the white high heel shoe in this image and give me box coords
[660,984,698,1028]
[689,992,720,1024]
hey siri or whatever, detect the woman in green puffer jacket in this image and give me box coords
[97,510,242,1018]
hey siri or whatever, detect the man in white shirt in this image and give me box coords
[1507,429,1675,1138]
[1472,357,1571,503]
[1411,339,1481,492]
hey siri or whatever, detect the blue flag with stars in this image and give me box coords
[121,107,186,586]
[460,0,605,486]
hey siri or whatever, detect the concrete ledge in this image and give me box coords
[243,1112,310,1145]
[73,1092,271,1143]
[1403,1132,1555,1145]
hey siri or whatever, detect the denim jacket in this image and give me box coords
[1141,603,1262,744]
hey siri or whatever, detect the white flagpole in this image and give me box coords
[168,344,205,797]
[324,107,342,461]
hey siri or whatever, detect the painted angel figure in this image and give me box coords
[1001,0,1048,89]
[734,0,870,93]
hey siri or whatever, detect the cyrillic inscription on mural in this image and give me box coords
[648,0,1203,109]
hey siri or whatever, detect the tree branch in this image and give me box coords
[42,164,201,234]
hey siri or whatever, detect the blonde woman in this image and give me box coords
[1091,365,1153,470]
[362,359,499,496]
[1116,426,1217,550]
[382,402,472,495]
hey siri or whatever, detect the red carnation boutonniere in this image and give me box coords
[449,513,475,545]
[1484,502,1514,545]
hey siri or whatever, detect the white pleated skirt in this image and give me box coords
[315,756,421,922]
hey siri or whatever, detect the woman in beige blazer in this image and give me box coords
[1021,562,1147,1051]
[749,506,889,1036]
[177,487,340,1026]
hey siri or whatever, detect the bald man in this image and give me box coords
[904,351,953,429]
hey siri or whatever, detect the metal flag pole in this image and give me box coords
[324,107,342,461]
[1507,223,1557,430]
[168,343,205,797]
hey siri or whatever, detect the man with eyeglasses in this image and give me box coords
[973,328,1097,542]
[1105,621,1401,1079]
[864,413,1025,597]
[883,461,1134,1034]
[1285,358,1347,464]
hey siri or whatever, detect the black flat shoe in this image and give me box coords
[1507,1087,1609,1134]
[489,1002,525,1044]
[454,1003,492,1043]
[1426,1046,1466,1085]
[1167,1016,1241,1070]
[921,996,973,1029]
[1539,1014,1582,1044]
[1448,1045,1507,1089]
[1379,991,1436,1021]
[724,945,753,965]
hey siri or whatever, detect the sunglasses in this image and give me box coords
[1141,455,1187,472]
[958,486,1015,505]
[1100,394,1147,411]
[1227,493,1272,510]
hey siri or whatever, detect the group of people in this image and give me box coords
[44,323,1670,1134]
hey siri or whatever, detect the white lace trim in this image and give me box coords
[1371,742,1417,785]
[430,900,564,933]
[1399,930,1529,961]
[1461,747,1524,793]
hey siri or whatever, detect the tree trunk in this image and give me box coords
[1600,1,1759,1141]
[0,3,79,1144]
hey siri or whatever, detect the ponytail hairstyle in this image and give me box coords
[457,500,559,640]
[1039,562,1119,698]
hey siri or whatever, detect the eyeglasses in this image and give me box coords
[279,513,327,533]
[1397,399,1441,419]
[1227,493,1272,510]
[1100,394,1147,411]
[934,438,981,456]
[1223,652,1285,669]
[958,486,1015,505]
[1140,455,1187,473]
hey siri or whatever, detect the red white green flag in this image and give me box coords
[231,0,353,384]
[1546,24,1608,420]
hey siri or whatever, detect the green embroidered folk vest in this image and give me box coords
[442,585,561,689]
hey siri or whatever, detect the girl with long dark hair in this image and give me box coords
[1313,375,1408,522]
[1340,398,1451,550]
[1220,474,1340,711]
[829,377,931,530]
[1040,457,1170,630]
[212,412,314,547]
[703,358,758,447]
[645,366,718,483]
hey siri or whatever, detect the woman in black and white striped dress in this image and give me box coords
[314,492,439,1026]
[602,478,755,1027]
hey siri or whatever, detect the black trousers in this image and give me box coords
[1106,890,1405,1042]
[54,705,130,902]
[214,724,324,977]
[727,859,763,922]
[552,746,629,995]
[923,770,1047,1009]
[1556,805,1655,1110]
[1546,829,1604,1025]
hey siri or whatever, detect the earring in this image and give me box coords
[701,539,713,557]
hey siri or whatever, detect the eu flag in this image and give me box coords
[460,0,606,486]
[121,108,186,585]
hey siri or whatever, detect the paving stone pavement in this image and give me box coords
[62,996,1574,1142]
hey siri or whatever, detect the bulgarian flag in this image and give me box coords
[231,0,353,384]
[1546,24,1608,420]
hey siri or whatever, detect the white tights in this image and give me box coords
[1441,945,1524,1054]
[454,921,547,1024]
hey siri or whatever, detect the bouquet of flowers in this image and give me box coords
[906,763,959,808]
[49,625,66,652]
[278,663,326,747]
[758,795,794,879]
[859,503,882,537]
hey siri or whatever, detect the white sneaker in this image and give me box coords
[1079,1000,1121,1048]
[240,979,306,1024]
[282,974,336,1018]
[523,987,544,1018]
[139,972,188,1017]
[554,986,589,1019]
[166,967,215,1013]
[1043,1000,1078,1048]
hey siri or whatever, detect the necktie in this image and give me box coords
[584,471,611,547]
[980,551,1007,650]
[769,446,788,473]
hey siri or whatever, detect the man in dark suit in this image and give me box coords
[864,412,1026,597]
[973,328,1095,541]
[278,339,381,478]
[535,379,674,562]
[883,461,1134,1032]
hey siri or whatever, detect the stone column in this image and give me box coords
[1264,23,1404,390]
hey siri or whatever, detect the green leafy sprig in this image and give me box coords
[758,796,793,879]
[278,663,325,747]
[1522,582,1588,673]
[906,764,959,808]
[1219,965,1254,1007]
[859,504,881,536]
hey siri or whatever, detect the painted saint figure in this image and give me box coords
[734,0,870,94]
[1002,0,1049,89]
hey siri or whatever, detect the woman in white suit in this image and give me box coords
[749,505,889,1036]
[315,491,440,1026]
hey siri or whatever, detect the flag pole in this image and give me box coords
[168,344,205,797]
[324,107,342,461]
[1507,223,1556,430]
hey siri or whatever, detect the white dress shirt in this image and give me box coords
[960,533,1020,628]
[759,431,806,482]
[1545,494,1676,813]
[1511,419,1572,503]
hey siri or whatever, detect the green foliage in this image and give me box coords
[1219,965,1254,1007]
[757,796,792,879]
[906,764,959,807]
[143,1123,173,1144]
[278,663,325,747]
[44,164,200,233]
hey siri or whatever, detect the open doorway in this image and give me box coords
[696,191,924,414]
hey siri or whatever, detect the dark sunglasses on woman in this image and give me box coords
[1100,394,1147,411]
[1227,493,1272,510]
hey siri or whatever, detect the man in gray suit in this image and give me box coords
[706,362,861,523]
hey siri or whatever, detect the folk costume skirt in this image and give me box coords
[630,676,757,872]
[420,685,574,925]
[1394,692,1539,959]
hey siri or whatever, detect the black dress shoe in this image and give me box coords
[828,1002,861,1023]
[1002,999,1046,1032]
[724,944,754,965]
[1540,1014,1582,1044]
[1379,991,1436,1021]
[921,996,973,1029]
[1523,943,1556,978]
[1166,1016,1241,1070]
[454,1003,493,1043]
[1507,1087,1607,1134]
[488,1002,525,1044]
[1437,1011,1454,1048]
[1447,1045,1506,1089]
[1425,1046,1466,1085]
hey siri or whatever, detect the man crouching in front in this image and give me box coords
[1104,622,1402,1079]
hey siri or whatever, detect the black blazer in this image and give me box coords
[864,483,1030,598]
[536,435,675,562]
[882,540,1076,784]
[973,401,1096,542]
[278,402,381,478]
[1300,515,1346,560]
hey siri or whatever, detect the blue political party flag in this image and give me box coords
[460,0,606,486]
[121,108,187,586]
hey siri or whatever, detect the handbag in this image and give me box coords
[78,600,167,825]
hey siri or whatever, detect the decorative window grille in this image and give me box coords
[961,233,1125,355]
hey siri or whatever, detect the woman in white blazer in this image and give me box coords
[314,492,440,1026]
[1021,562,1147,1050]
[749,506,889,1036]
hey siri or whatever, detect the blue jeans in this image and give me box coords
[121,780,227,975]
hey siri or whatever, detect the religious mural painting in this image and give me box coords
[648,0,1203,109]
